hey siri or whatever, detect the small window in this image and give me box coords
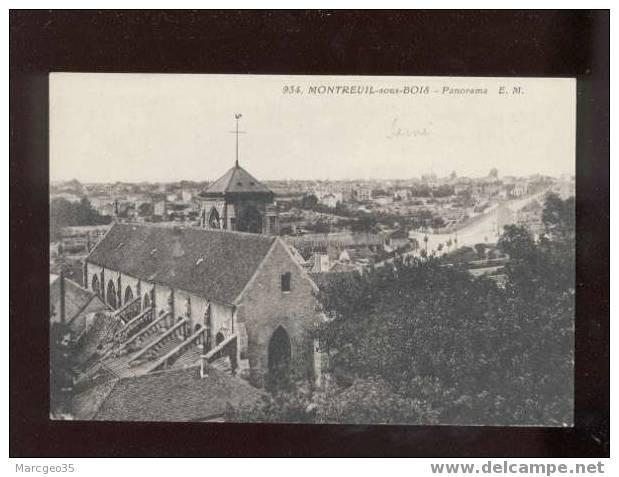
[281,272,291,292]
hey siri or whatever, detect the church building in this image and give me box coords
[83,221,320,387]
[76,116,322,393]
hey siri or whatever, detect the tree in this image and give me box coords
[542,192,575,242]
[351,215,377,234]
[311,220,330,234]
[300,194,319,210]
[497,225,536,261]
[50,197,112,241]
[432,216,446,229]
[138,202,154,217]
[315,227,573,425]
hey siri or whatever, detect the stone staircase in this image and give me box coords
[199,334,238,376]
[102,353,137,378]
[113,297,142,325]
[115,306,154,342]
[145,324,207,373]
[170,346,203,370]
[122,311,170,351]
[209,356,232,373]
[148,335,184,360]
[80,317,239,381]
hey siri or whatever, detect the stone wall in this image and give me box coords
[237,239,320,387]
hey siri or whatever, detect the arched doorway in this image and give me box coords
[143,293,151,310]
[268,326,291,373]
[91,275,100,296]
[124,286,134,305]
[106,280,117,309]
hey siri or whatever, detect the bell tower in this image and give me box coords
[199,114,279,235]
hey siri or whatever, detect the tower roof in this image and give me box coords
[200,164,273,198]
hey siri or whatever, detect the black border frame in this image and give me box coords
[9,10,609,457]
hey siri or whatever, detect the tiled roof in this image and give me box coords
[49,275,109,324]
[201,164,273,196]
[72,366,265,421]
[87,223,276,304]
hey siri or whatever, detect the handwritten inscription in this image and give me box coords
[386,118,431,139]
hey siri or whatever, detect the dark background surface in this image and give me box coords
[10,10,609,457]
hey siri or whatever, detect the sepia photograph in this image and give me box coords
[48,73,576,426]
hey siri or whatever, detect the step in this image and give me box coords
[210,356,232,373]
[102,353,136,378]
[132,327,166,350]
[149,336,184,360]
[170,346,202,370]
[125,318,153,339]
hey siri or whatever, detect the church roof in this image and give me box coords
[72,366,265,421]
[87,223,277,304]
[201,164,273,197]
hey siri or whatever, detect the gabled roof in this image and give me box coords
[87,223,276,304]
[201,164,273,197]
[72,366,265,421]
[49,275,109,324]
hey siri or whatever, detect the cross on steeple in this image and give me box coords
[229,113,246,168]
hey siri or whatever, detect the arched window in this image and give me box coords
[215,332,225,346]
[143,293,151,310]
[106,280,117,309]
[124,286,134,305]
[207,208,220,229]
[91,274,100,296]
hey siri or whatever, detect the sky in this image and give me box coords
[50,74,576,183]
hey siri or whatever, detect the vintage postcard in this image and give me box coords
[49,74,575,425]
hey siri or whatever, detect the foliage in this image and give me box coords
[433,184,455,198]
[239,193,574,425]
[307,219,331,234]
[50,197,112,241]
[314,377,440,424]
[541,192,575,242]
[315,251,572,425]
[300,193,319,210]
[351,214,378,234]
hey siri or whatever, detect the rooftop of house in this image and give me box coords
[71,366,265,422]
[49,275,109,325]
[87,223,277,304]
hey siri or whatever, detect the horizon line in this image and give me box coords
[50,173,575,185]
